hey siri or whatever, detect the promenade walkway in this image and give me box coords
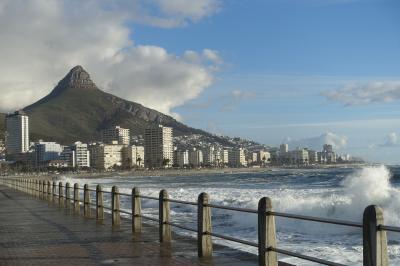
[0,185,259,265]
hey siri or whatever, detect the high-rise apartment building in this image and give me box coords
[174,150,189,167]
[189,148,203,167]
[279,143,289,154]
[220,149,229,165]
[102,126,130,145]
[144,125,173,168]
[228,148,247,167]
[73,142,90,168]
[5,111,29,156]
[203,146,215,166]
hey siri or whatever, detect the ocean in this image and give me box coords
[60,165,400,265]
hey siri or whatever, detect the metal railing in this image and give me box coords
[0,177,396,266]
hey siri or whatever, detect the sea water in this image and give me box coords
[60,165,400,265]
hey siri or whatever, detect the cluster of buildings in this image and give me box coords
[269,143,348,166]
[0,110,353,172]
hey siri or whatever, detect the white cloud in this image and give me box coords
[381,132,399,147]
[122,0,220,28]
[202,49,222,64]
[322,81,400,106]
[153,0,221,25]
[285,132,348,150]
[0,0,221,116]
[220,90,256,111]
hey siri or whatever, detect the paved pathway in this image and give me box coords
[0,185,259,265]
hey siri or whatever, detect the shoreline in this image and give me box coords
[3,163,367,180]
[1,163,369,180]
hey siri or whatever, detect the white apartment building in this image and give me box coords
[102,126,130,145]
[35,141,63,164]
[174,150,189,167]
[258,151,271,164]
[228,148,247,167]
[220,149,229,165]
[89,143,124,170]
[252,152,258,163]
[189,148,203,167]
[290,149,309,165]
[5,111,29,156]
[73,142,90,168]
[124,145,144,168]
[144,125,173,168]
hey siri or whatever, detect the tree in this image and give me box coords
[162,158,170,168]
[262,155,266,166]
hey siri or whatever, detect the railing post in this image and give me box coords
[74,183,80,213]
[47,181,51,202]
[258,197,278,266]
[65,182,71,209]
[112,186,120,225]
[159,189,171,242]
[39,180,42,199]
[363,205,388,266]
[42,180,46,200]
[52,181,57,203]
[36,180,39,198]
[58,182,64,208]
[198,192,213,257]
[132,187,142,233]
[96,185,104,220]
[84,184,91,218]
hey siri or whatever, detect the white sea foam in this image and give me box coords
[59,166,400,265]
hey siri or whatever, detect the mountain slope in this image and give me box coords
[17,66,230,145]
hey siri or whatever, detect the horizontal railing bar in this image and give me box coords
[140,195,159,200]
[270,247,346,266]
[87,189,97,192]
[141,214,159,222]
[167,198,197,206]
[116,192,131,197]
[379,224,400,233]
[166,221,197,232]
[103,206,113,211]
[88,202,97,207]
[207,231,258,247]
[119,209,132,215]
[205,203,258,214]
[269,211,363,228]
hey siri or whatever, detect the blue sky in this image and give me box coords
[2,0,400,163]
[131,0,400,163]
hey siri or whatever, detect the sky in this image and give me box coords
[1,0,400,163]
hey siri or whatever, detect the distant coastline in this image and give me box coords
[3,163,368,181]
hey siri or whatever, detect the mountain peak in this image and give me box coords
[45,65,98,98]
[64,65,93,88]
